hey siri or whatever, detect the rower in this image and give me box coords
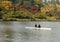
[38,24,41,28]
[35,24,37,27]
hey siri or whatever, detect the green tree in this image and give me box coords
[34,0,42,4]
[20,0,24,5]
[52,0,57,16]
[30,0,35,6]
[34,0,43,11]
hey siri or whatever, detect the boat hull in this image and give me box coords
[25,27,52,30]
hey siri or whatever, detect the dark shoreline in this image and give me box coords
[0,19,60,22]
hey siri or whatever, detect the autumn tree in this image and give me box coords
[0,1,14,11]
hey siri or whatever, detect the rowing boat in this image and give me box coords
[25,27,52,30]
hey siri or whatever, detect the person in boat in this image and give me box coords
[38,24,41,28]
[35,24,37,27]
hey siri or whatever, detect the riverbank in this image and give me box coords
[0,18,60,22]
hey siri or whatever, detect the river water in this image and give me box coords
[0,21,60,42]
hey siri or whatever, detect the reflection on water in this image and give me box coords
[0,28,14,42]
[0,22,60,42]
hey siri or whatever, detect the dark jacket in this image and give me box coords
[35,24,37,27]
[38,25,41,28]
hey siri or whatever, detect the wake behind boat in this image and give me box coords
[25,27,52,30]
